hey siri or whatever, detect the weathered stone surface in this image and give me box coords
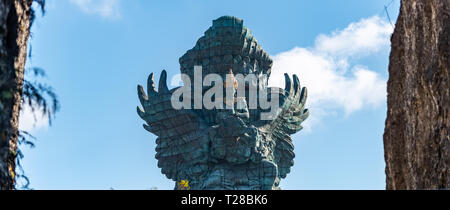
[137,16,309,190]
[384,0,449,190]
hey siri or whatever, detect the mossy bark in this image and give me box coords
[0,0,32,190]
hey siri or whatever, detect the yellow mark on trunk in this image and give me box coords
[1,131,6,142]
[8,165,15,180]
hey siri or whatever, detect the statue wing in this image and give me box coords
[269,74,309,178]
[137,70,209,182]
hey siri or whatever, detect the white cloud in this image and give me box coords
[268,16,393,131]
[70,0,121,19]
[19,104,49,132]
[315,16,393,57]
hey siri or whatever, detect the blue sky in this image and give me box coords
[19,0,400,190]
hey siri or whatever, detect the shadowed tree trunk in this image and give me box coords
[0,0,33,190]
[384,0,449,190]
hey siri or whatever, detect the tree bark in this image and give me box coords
[384,0,449,190]
[0,0,32,190]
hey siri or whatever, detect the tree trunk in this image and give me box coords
[384,0,449,190]
[0,0,32,190]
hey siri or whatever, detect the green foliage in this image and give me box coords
[15,130,36,189]
[15,67,59,190]
[1,90,12,100]
[29,0,45,30]
[22,67,60,125]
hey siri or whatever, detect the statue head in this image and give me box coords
[179,16,273,84]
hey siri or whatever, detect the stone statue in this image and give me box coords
[137,16,309,190]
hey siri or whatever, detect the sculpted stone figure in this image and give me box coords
[137,16,309,190]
